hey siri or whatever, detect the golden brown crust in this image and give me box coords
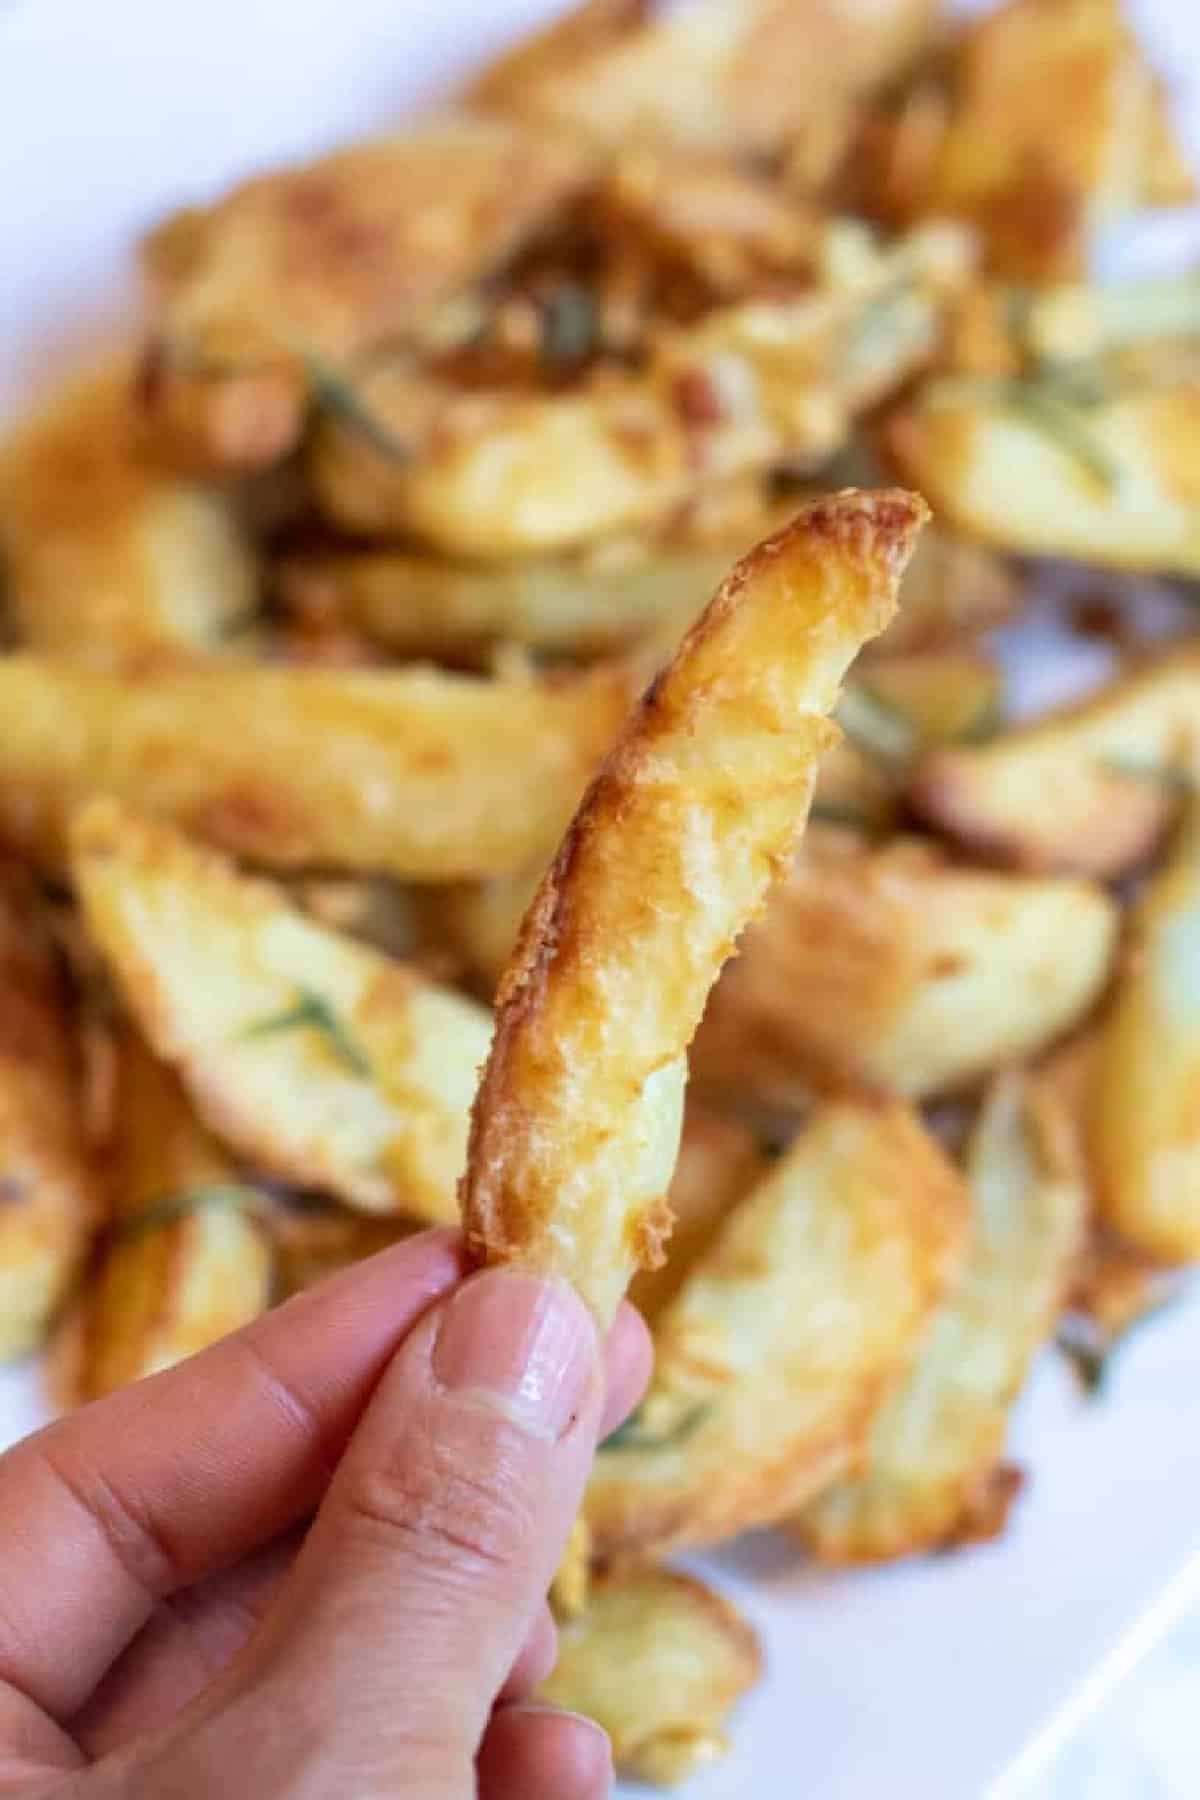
[461,490,926,1322]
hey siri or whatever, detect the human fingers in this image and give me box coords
[477,1702,613,1800]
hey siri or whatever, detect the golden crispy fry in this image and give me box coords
[692,834,1117,1105]
[71,802,494,1219]
[585,1098,968,1559]
[537,1568,762,1788]
[139,114,586,471]
[910,648,1200,876]
[311,223,971,552]
[82,1034,273,1398]
[0,362,256,666]
[1092,801,1200,1261]
[797,1071,1086,1563]
[461,490,926,1323]
[0,866,99,1360]
[0,654,636,879]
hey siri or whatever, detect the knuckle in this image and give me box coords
[37,1438,180,1602]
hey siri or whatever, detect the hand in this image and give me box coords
[0,1231,650,1799]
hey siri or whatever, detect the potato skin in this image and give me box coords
[462,490,926,1323]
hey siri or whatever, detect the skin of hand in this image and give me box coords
[0,1230,651,1800]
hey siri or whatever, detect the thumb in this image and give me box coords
[228,1268,601,1787]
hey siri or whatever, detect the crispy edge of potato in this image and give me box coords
[909,648,1200,877]
[585,1097,969,1561]
[537,1566,762,1788]
[0,866,100,1361]
[82,1033,273,1399]
[460,489,926,1324]
[70,800,493,1221]
[867,524,1020,656]
[691,835,1118,1104]
[796,1070,1087,1563]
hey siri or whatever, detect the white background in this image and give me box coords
[2,3,1200,1795]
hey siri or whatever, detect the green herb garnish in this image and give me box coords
[540,284,599,371]
[930,372,1120,493]
[602,1402,711,1453]
[115,1183,268,1243]
[241,986,372,1078]
[306,356,412,462]
[837,683,919,765]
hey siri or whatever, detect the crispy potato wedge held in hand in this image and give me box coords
[71,802,493,1220]
[1092,801,1200,1262]
[692,835,1117,1106]
[461,490,927,1323]
[586,1099,968,1559]
[139,114,585,471]
[798,1072,1086,1563]
[0,362,256,666]
[0,867,99,1360]
[537,1568,762,1789]
[82,1034,273,1399]
[911,649,1200,877]
[0,655,636,879]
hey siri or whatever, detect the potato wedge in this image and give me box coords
[139,114,585,471]
[797,1070,1086,1563]
[910,648,1200,876]
[1060,1229,1184,1393]
[0,654,636,879]
[0,362,255,666]
[537,1568,762,1788]
[71,801,493,1219]
[692,834,1117,1105]
[461,490,926,1323]
[83,1034,273,1398]
[1092,801,1200,1261]
[0,866,99,1360]
[585,1098,968,1559]
[311,224,970,552]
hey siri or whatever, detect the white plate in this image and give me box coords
[3,4,1200,1795]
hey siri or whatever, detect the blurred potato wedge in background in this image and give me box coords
[0,362,256,666]
[271,1201,419,1298]
[797,1071,1086,1562]
[910,648,1200,876]
[0,654,636,879]
[537,1568,762,1788]
[72,802,493,1220]
[463,489,924,1323]
[1092,801,1200,1262]
[81,1033,273,1399]
[692,833,1117,1106]
[0,866,99,1360]
[586,1098,969,1560]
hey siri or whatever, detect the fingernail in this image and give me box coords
[433,1269,598,1442]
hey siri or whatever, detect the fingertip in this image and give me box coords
[599,1301,654,1440]
[478,1702,613,1800]
[501,1604,559,1700]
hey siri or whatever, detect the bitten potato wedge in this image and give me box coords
[139,114,586,471]
[585,1098,968,1560]
[0,362,256,666]
[71,802,494,1219]
[910,648,1200,876]
[0,654,636,879]
[310,224,970,552]
[692,834,1117,1105]
[0,866,99,1360]
[797,1071,1086,1563]
[82,1033,273,1398]
[537,1568,762,1789]
[1091,801,1200,1261]
[461,489,927,1323]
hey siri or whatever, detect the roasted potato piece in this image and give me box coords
[692,834,1117,1106]
[83,1034,273,1398]
[0,362,256,666]
[797,1071,1086,1562]
[311,223,971,552]
[72,801,493,1220]
[0,654,636,879]
[1060,1229,1185,1392]
[0,866,99,1360]
[586,1098,968,1560]
[911,648,1200,876]
[852,646,1004,747]
[537,1568,762,1788]
[462,490,926,1323]
[1092,801,1200,1261]
[139,114,586,471]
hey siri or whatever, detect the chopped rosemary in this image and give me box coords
[115,1183,268,1243]
[602,1402,710,1453]
[241,986,372,1078]
[306,356,412,462]
[930,372,1120,493]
